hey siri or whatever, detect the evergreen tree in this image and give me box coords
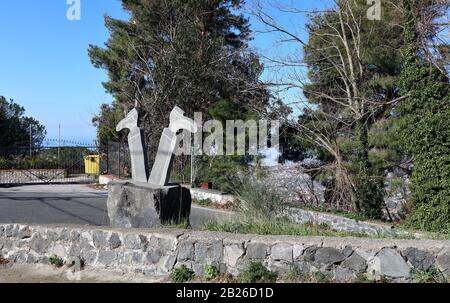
[0,96,46,155]
[89,0,268,155]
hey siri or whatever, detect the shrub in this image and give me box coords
[237,262,277,283]
[193,198,213,207]
[284,267,309,283]
[410,267,448,283]
[233,171,285,220]
[49,255,64,268]
[170,265,196,283]
[204,264,219,281]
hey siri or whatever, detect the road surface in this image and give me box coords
[0,184,233,227]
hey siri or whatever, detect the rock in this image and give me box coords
[18,226,32,239]
[341,253,367,273]
[45,229,59,242]
[367,248,411,279]
[403,247,435,271]
[177,242,195,261]
[271,244,293,262]
[131,252,143,264]
[80,233,94,251]
[97,251,117,266]
[51,244,66,258]
[4,225,14,237]
[314,248,345,266]
[335,267,355,282]
[436,250,450,278]
[14,251,27,263]
[146,249,162,264]
[342,245,353,258]
[109,233,122,249]
[303,246,318,262]
[107,181,192,228]
[93,231,109,249]
[293,245,304,260]
[124,234,147,250]
[58,228,70,241]
[246,243,268,260]
[223,245,244,268]
[195,241,223,262]
[30,234,49,254]
[294,261,310,273]
[80,250,97,265]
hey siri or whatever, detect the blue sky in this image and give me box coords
[0,0,332,144]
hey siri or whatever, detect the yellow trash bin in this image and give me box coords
[84,155,101,176]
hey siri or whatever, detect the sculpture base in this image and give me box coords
[107,181,191,228]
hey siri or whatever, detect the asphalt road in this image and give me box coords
[0,185,234,227]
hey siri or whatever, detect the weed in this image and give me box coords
[204,264,220,281]
[410,267,448,283]
[49,255,64,268]
[237,261,277,283]
[170,265,196,283]
[193,198,213,207]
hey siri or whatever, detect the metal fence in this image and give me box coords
[105,141,193,185]
[0,146,98,185]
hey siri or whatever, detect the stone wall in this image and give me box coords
[284,208,409,237]
[190,188,235,205]
[0,224,449,282]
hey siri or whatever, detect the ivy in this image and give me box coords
[398,0,450,232]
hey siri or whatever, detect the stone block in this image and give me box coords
[246,243,268,260]
[403,247,435,271]
[341,253,367,273]
[107,181,191,228]
[271,244,293,262]
[314,247,345,266]
[436,250,450,278]
[367,248,411,279]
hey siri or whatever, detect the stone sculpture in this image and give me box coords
[148,106,198,186]
[107,106,197,228]
[115,106,197,186]
[115,108,148,183]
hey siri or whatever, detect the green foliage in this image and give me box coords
[353,273,373,283]
[284,267,334,283]
[398,0,450,232]
[410,267,448,283]
[170,265,196,283]
[92,102,125,152]
[204,264,219,281]
[49,255,64,268]
[194,156,244,192]
[300,0,404,217]
[0,96,46,153]
[89,0,268,160]
[202,218,363,238]
[161,219,191,229]
[233,172,285,219]
[193,198,213,207]
[237,262,277,283]
[194,100,263,192]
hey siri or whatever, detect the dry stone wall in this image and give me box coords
[0,224,449,281]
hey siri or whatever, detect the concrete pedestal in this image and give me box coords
[107,181,191,228]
